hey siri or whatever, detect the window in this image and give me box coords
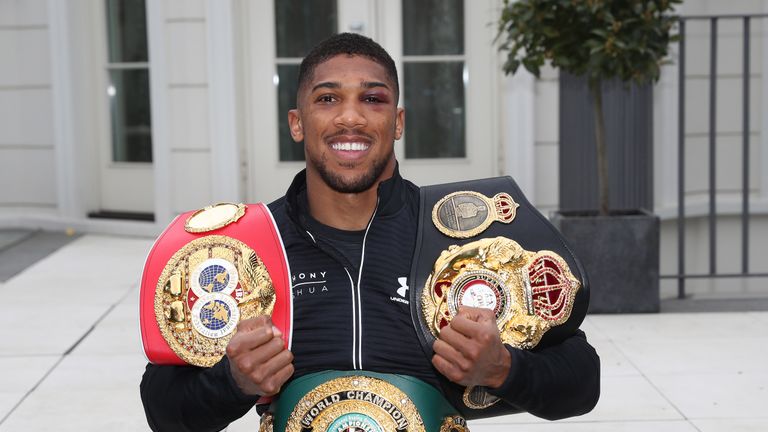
[402,0,466,159]
[274,0,337,161]
[105,0,152,162]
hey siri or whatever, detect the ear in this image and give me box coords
[394,107,405,140]
[288,109,304,142]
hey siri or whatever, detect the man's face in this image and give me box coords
[288,54,404,194]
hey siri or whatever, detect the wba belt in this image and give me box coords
[264,370,467,432]
[139,202,292,366]
[409,177,590,411]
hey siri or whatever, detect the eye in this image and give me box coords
[316,94,337,104]
[363,94,388,104]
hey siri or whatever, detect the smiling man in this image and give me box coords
[140,33,599,432]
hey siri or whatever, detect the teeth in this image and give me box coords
[332,142,369,151]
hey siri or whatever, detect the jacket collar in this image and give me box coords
[284,163,409,230]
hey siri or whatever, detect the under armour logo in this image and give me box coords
[397,277,409,297]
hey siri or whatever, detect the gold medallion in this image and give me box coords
[422,236,580,349]
[285,376,426,432]
[258,412,274,432]
[185,202,246,233]
[462,386,500,410]
[153,235,276,367]
[432,191,519,238]
[440,415,469,432]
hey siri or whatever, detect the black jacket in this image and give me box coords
[140,168,600,431]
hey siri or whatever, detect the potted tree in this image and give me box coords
[497,0,680,313]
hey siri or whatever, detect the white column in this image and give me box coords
[654,43,680,215]
[48,0,80,219]
[501,70,535,197]
[762,2,768,200]
[146,0,173,226]
[206,0,242,203]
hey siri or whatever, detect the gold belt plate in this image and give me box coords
[422,236,580,350]
[153,235,275,367]
[285,376,426,432]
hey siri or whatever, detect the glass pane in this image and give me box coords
[105,0,148,63]
[109,69,152,162]
[277,64,305,161]
[403,0,463,55]
[274,0,337,58]
[404,62,465,159]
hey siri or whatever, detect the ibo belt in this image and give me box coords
[266,370,467,432]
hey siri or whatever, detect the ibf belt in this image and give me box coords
[265,371,467,432]
[139,202,292,366]
[410,177,589,414]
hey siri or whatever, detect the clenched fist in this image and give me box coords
[432,306,511,388]
[226,316,294,396]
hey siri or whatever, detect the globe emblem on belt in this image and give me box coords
[190,258,239,298]
[191,292,240,339]
[200,265,229,292]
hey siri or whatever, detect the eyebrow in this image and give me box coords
[311,81,391,93]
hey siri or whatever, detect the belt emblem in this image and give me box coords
[185,202,246,233]
[154,235,275,366]
[432,191,519,238]
[285,376,425,432]
[422,236,580,350]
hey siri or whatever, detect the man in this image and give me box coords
[141,33,599,431]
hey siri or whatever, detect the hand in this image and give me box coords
[225,316,294,396]
[432,306,511,389]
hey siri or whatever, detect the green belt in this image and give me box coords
[270,370,466,432]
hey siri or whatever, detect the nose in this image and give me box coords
[334,100,367,129]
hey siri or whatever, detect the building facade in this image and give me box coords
[1,0,767,295]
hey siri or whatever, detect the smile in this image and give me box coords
[331,142,370,151]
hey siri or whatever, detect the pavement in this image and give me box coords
[0,231,766,431]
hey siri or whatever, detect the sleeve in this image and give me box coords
[486,329,600,420]
[140,357,260,432]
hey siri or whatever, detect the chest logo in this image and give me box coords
[396,277,409,298]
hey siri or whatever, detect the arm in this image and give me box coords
[140,358,259,432]
[487,330,600,420]
[432,307,600,420]
[140,316,294,432]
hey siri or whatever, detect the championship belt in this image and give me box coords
[139,202,292,366]
[264,371,468,432]
[410,177,589,413]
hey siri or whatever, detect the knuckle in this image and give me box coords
[251,369,266,384]
[236,357,253,371]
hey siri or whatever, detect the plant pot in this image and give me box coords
[550,209,660,313]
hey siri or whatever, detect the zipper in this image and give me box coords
[343,267,357,368]
[303,198,380,371]
[355,198,379,370]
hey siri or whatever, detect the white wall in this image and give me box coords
[0,0,56,212]
[162,0,213,215]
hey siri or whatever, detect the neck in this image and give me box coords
[307,186,378,231]
[305,164,395,231]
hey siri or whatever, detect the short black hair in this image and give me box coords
[297,32,399,103]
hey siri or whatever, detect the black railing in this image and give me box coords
[664,14,768,298]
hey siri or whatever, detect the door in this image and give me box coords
[241,0,500,203]
[95,0,155,218]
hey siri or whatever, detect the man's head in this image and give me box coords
[288,33,404,195]
[297,33,399,105]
